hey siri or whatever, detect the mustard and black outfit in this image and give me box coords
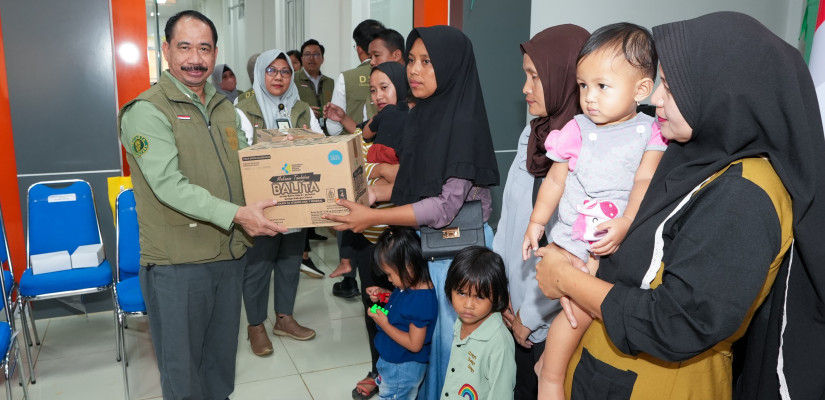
[119,70,251,399]
[563,13,825,399]
[567,158,791,399]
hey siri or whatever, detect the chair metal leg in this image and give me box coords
[115,311,123,362]
[17,300,35,384]
[16,298,30,348]
[7,294,17,332]
[4,360,11,400]
[111,288,121,363]
[120,316,130,400]
[13,335,29,400]
[26,302,39,347]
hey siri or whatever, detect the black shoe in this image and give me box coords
[307,231,328,241]
[300,257,325,278]
[333,277,360,298]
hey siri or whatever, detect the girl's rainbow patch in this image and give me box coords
[459,384,477,399]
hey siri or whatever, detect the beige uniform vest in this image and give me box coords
[343,60,372,124]
[293,69,334,111]
[235,94,312,144]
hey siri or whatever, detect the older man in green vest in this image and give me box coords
[118,10,286,400]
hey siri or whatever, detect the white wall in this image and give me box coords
[530,0,804,47]
[526,0,805,113]
[216,0,280,91]
[205,0,412,91]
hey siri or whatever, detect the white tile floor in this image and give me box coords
[5,231,373,400]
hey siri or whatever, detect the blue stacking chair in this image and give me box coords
[17,179,116,384]
[114,189,145,400]
[0,204,30,399]
[0,220,16,324]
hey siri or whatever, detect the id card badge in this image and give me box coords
[276,118,291,132]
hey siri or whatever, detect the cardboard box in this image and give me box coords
[239,134,369,228]
[30,251,72,275]
[256,128,325,143]
[71,243,105,268]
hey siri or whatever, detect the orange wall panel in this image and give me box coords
[0,9,26,280]
[111,0,151,176]
[414,0,449,27]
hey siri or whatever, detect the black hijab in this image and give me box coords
[604,12,825,398]
[369,62,408,153]
[391,26,499,205]
[520,24,589,177]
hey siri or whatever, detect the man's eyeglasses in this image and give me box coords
[302,52,322,59]
[265,67,292,77]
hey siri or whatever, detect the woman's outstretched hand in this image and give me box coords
[323,103,346,122]
[323,199,375,232]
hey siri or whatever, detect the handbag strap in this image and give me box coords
[470,186,480,201]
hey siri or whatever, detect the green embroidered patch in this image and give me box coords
[131,135,149,157]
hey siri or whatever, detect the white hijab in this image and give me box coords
[253,49,299,128]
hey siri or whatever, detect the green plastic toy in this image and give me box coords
[370,304,388,315]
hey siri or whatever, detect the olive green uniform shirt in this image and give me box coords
[294,68,334,133]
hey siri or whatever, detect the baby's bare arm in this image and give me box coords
[523,162,568,260]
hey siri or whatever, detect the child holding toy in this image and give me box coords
[365,226,438,399]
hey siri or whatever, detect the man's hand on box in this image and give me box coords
[234,200,289,236]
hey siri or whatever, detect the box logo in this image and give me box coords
[270,173,321,196]
[328,150,343,165]
[282,163,291,173]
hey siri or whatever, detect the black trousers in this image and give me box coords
[514,337,546,400]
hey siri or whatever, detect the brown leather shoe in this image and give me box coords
[272,314,316,341]
[247,324,273,356]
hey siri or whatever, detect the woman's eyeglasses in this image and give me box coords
[265,67,292,77]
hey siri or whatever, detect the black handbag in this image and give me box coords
[419,188,485,261]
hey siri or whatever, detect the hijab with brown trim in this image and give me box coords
[605,12,825,398]
[520,24,589,177]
